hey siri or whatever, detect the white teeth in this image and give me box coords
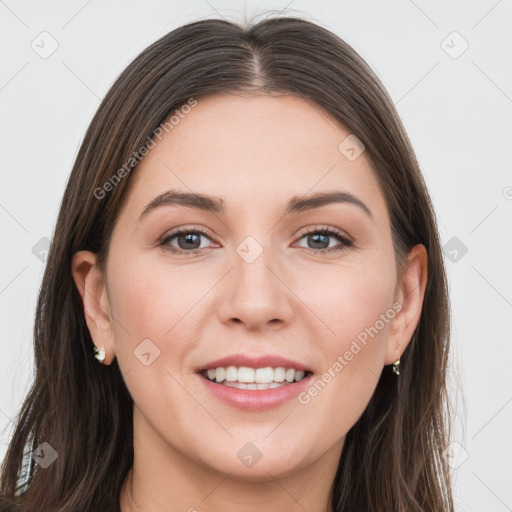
[222,381,288,390]
[215,367,225,383]
[255,367,274,384]
[203,366,309,385]
[225,366,238,382]
[285,369,295,383]
[273,367,286,382]
[237,366,255,383]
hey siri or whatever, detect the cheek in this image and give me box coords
[108,255,209,337]
[310,256,396,348]
[301,259,395,410]
[105,257,207,418]
[105,255,215,381]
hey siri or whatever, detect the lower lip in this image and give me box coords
[197,373,314,411]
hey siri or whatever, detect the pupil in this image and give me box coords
[178,233,200,250]
[176,233,330,251]
[309,233,328,249]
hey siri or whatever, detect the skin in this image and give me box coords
[72,93,427,512]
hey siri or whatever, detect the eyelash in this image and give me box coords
[159,225,354,256]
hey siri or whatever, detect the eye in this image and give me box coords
[159,225,354,256]
[293,226,354,254]
[160,226,217,255]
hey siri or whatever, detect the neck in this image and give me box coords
[119,407,341,512]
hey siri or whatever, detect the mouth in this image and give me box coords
[195,354,314,411]
[199,366,313,390]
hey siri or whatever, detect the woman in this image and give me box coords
[0,15,454,511]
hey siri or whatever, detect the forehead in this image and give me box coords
[119,93,389,223]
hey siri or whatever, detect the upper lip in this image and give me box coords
[195,353,312,373]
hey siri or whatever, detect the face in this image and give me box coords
[74,93,426,482]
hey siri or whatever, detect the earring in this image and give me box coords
[392,345,400,375]
[93,345,106,364]
[392,356,400,375]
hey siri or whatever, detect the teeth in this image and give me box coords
[255,367,274,384]
[225,366,238,382]
[215,367,225,383]
[202,366,309,385]
[273,367,286,382]
[238,366,255,382]
[222,381,288,390]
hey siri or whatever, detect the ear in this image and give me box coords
[71,250,115,365]
[385,244,428,365]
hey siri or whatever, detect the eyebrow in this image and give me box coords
[139,189,372,220]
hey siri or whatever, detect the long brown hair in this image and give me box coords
[0,15,454,511]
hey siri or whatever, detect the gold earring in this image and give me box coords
[392,345,400,375]
[93,345,106,364]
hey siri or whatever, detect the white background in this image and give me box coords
[0,1,511,510]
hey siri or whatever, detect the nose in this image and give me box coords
[216,241,295,332]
